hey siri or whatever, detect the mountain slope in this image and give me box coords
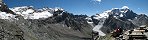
[0,1,148,40]
[90,6,147,36]
[0,2,93,40]
[131,14,148,26]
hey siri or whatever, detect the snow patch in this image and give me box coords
[23,11,53,19]
[93,10,111,19]
[0,12,16,19]
[140,25,146,27]
[54,7,64,11]
[7,6,64,19]
[93,24,106,36]
[93,18,106,36]
[122,6,129,9]
[120,14,123,17]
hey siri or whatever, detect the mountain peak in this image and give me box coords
[93,6,136,20]
[111,6,129,10]
[121,6,129,9]
[54,7,64,11]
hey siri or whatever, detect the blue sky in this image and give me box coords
[3,0,148,16]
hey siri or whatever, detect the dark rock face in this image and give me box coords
[132,14,148,26]
[124,10,137,19]
[91,15,100,25]
[0,2,16,15]
[102,15,137,34]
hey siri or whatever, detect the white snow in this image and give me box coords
[25,9,34,13]
[135,17,137,19]
[26,11,53,19]
[98,10,110,18]
[86,17,94,27]
[120,11,124,12]
[95,6,130,19]
[122,6,129,9]
[128,19,132,21]
[93,25,106,36]
[8,6,65,19]
[54,7,64,11]
[93,10,111,19]
[85,17,92,20]
[11,6,29,11]
[140,25,146,27]
[120,14,123,17]
[0,6,64,19]
[0,12,16,19]
[93,18,106,36]
[87,21,94,27]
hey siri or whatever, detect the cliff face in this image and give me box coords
[0,2,15,15]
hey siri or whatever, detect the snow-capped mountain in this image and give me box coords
[0,2,92,40]
[88,6,148,36]
[0,0,148,40]
[92,6,137,19]
[0,4,64,19]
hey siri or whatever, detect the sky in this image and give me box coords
[3,0,148,16]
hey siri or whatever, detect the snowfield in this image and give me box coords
[0,6,64,19]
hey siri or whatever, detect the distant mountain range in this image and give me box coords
[0,1,148,40]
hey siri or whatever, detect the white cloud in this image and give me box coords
[93,0,101,2]
[91,0,101,4]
